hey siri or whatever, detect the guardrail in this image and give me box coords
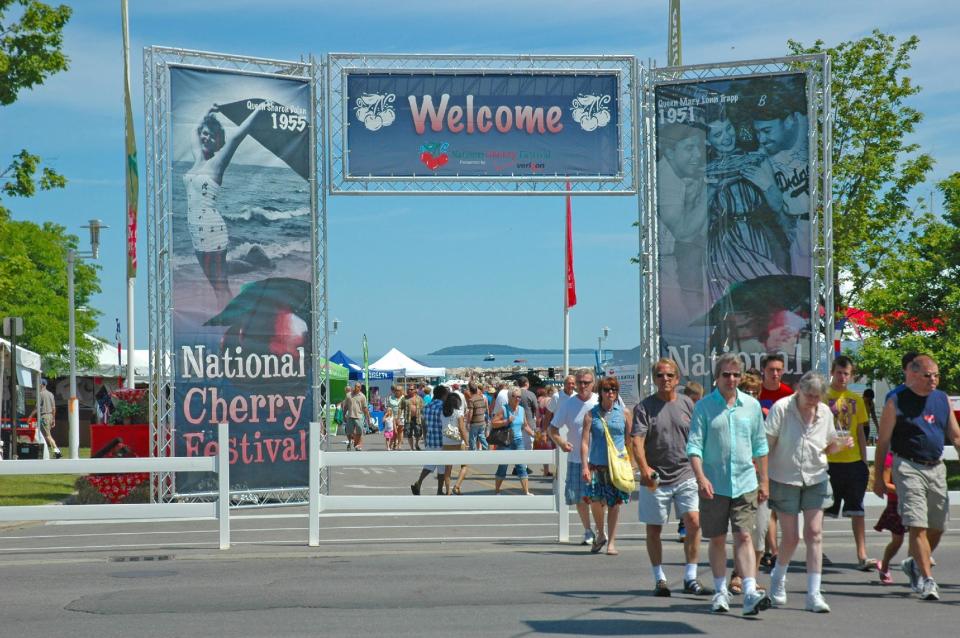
[308,422,568,547]
[863,446,959,507]
[0,422,231,549]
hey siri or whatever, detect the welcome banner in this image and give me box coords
[169,67,313,493]
[653,72,813,386]
[345,72,621,178]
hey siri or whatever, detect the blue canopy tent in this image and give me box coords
[330,350,394,382]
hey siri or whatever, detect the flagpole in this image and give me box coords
[668,0,682,66]
[121,0,137,388]
[563,186,569,377]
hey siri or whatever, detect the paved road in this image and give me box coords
[1,438,958,637]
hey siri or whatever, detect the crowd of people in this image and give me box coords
[337,351,960,611]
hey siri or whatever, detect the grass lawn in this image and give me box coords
[948,461,959,490]
[0,448,90,506]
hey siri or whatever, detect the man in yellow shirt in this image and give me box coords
[824,356,874,570]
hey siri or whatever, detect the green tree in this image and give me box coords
[0,0,72,220]
[0,1,98,373]
[854,173,960,392]
[0,219,101,374]
[788,30,934,312]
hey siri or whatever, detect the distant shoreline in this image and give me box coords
[429,344,595,356]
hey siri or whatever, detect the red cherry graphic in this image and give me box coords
[419,150,448,171]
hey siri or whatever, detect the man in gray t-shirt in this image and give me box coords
[631,359,706,597]
[518,376,539,451]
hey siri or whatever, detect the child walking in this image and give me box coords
[383,408,395,450]
[874,452,905,585]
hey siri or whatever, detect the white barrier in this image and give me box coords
[0,422,231,549]
[863,446,959,507]
[308,422,568,547]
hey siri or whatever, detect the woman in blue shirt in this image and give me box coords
[491,389,535,495]
[580,376,632,555]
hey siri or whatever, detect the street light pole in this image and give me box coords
[67,248,79,459]
[597,326,610,370]
[66,220,107,459]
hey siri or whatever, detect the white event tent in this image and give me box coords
[369,347,445,378]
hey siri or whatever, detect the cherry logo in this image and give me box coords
[923,414,935,424]
[420,151,449,170]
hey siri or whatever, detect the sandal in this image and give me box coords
[452,486,462,495]
[857,558,878,571]
[590,536,607,554]
[729,572,743,595]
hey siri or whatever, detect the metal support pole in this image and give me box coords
[67,249,79,460]
[217,421,230,549]
[8,329,18,460]
[309,420,320,546]
[126,278,135,388]
[555,447,569,543]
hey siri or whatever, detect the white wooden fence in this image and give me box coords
[0,422,231,549]
[308,421,569,546]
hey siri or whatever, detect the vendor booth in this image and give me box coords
[0,336,47,459]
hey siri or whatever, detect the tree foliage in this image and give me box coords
[788,30,934,311]
[0,1,97,373]
[0,218,101,374]
[854,173,960,392]
[0,0,71,220]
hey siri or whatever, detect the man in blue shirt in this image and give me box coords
[873,354,960,601]
[687,352,770,616]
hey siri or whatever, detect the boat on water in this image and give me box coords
[513,358,527,363]
[483,353,496,361]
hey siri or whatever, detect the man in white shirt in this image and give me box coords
[548,368,600,545]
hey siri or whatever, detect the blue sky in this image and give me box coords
[4,0,958,359]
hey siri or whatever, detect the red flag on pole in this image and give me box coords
[565,181,577,309]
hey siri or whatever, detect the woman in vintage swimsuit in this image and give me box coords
[186,105,268,308]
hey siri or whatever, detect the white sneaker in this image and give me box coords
[770,579,787,606]
[711,590,731,613]
[582,529,595,546]
[805,591,831,613]
[742,589,771,616]
[900,557,920,592]
[920,578,940,601]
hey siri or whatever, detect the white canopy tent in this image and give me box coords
[0,337,42,389]
[369,347,445,378]
[86,336,150,384]
[1,337,46,457]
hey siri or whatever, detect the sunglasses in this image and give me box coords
[720,371,742,379]
[655,372,676,379]
[602,387,618,393]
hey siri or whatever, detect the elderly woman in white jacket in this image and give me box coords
[765,371,854,614]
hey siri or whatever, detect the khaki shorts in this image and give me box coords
[700,489,759,538]
[893,456,949,531]
[40,414,55,438]
[752,499,770,552]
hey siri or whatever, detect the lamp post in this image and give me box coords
[597,326,610,369]
[67,219,108,459]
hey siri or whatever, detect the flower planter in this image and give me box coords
[89,423,151,458]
